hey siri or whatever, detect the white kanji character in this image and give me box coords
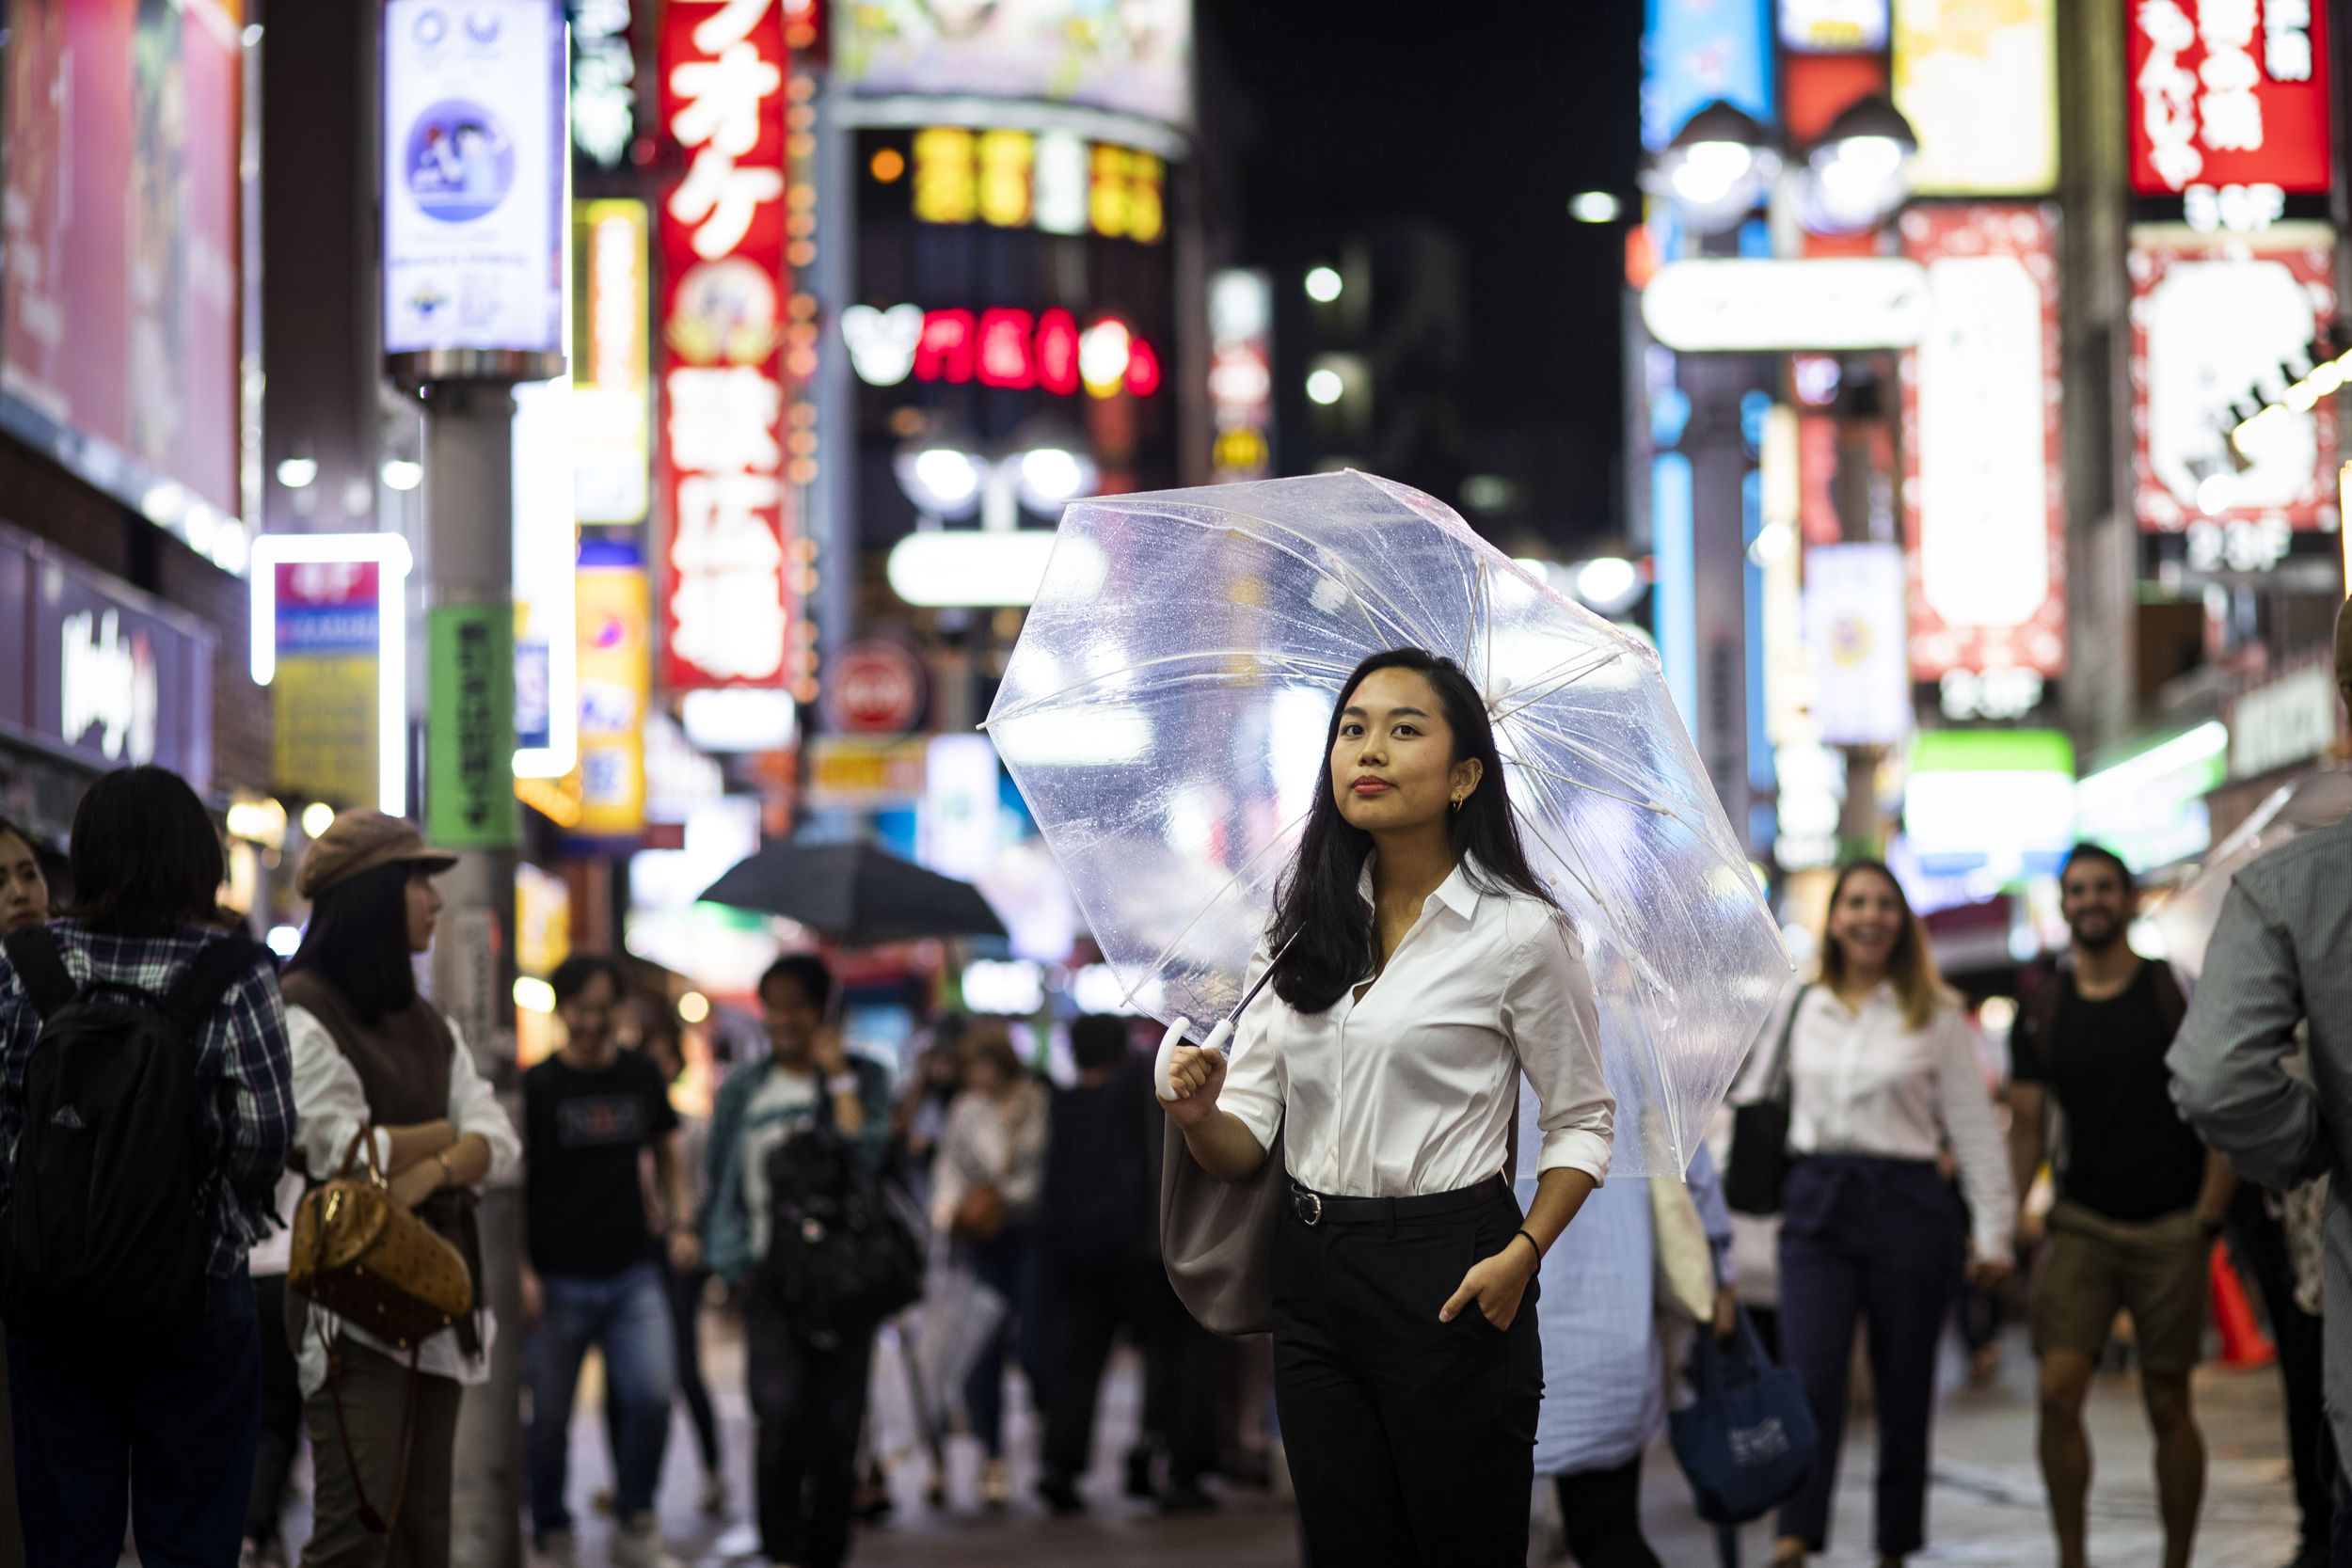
[670,569,787,679]
[672,473,784,571]
[2138,0,2195,53]
[2267,29,2312,82]
[692,0,774,54]
[2198,0,2256,49]
[2199,46,2262,93]
[2201,86,2265,150]
[667,367,783,473]
[668,145,785,260]
[669,42,780,156]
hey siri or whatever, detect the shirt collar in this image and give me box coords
[1355,853,1484,922]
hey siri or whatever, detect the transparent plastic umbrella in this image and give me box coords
[982,470,1792,1175]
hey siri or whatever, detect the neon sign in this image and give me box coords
[855,305,1160,397]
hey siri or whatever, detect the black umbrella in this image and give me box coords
[695,840,1008,946]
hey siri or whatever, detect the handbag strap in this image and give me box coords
[1760,984,1813,1106]
[314,1300,423,1534]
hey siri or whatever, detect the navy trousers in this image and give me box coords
[9,1263,261,1568]
[1774,1156,1965,1557]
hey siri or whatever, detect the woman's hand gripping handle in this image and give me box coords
[1155,1017,1234,1130]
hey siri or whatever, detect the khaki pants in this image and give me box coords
[300,1340,464,1568]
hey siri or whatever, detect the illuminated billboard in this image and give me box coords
[2129,0,2330,196]
[1899,203,2066,687]
[382,0,568,359]
[1893,0,2058,195]
[2131,223,2335,533]
[1,0,247,567]
[835,0,1192,130]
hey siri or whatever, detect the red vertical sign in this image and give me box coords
[658,0,792,690]
[2128,0,2331,195]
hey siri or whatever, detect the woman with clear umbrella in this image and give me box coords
[1162,647,1615,1567]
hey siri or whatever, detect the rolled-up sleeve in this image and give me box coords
[1505,908,1613,1184]
[443,1019,522,1186]
[1931,1009,2013,1260]
[1214,945,1283,1162]
[2169,879,2327,1190]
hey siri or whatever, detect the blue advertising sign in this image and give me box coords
[1644,0,1775,151]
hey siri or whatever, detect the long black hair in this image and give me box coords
[1267,649,1553,1014]
[64,767,225,937]
[288,859,419,1023]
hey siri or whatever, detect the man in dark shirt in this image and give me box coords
[521,954,692,1568]
[2009,844,2234,1568]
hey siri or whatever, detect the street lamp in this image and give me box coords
[892,429,988,520]
[1798,95,1919,234]
[888,424,1104,605]
[1646,101,1780,236]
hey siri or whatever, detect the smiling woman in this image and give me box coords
[1157,646,1615,1568]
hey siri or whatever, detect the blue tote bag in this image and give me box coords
[1668,1306,1818,1524]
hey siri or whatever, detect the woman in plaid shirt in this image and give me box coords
[0,767,294,1566]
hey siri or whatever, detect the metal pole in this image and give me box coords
[423,379,526,1568]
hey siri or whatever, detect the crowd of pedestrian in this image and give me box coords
[0,676,2344,1568]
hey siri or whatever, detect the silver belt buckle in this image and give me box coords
[1293,1188,1323,1227]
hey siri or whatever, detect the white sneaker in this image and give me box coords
[610,1514,679,1568]
[712,1521,764,1560]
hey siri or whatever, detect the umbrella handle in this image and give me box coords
[1155,1017,1234,1102]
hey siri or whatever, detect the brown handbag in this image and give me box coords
[952,1182,1008,1242]
[288,1128,475,1533]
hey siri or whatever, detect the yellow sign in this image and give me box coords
[576,553,649,836]
[805,736,930,810]
[515,861,572,976]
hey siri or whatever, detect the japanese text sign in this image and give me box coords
[659,0,792,691]
[2129,0,2330,195]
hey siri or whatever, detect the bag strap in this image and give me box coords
[159,934,263,1038]
[316,1310,422,1534]
[1760,983,1812,1105]
[1,927,76,1021]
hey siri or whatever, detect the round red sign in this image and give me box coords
[825,640,927,735]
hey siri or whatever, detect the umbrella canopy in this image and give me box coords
[697,841,1008,946]
[983,470,1790,1175]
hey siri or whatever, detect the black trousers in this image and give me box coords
[1775,1156,1965,1558]
[2231,1185,2333,1556]
[744,1293,873,1568]
[1272,1181,1541,1568]
[1555,1455,1662,1568]
[246,1274,303,1545]
[664,1261,721,1477]
[1041,1253,1217,1484]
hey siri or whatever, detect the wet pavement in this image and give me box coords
[261,1315,2307,1567]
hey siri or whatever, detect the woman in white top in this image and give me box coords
[1163,648,1614,1568]
[281,811,522,1566]
[1748,860,2013,1568]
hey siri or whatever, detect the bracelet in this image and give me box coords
[433,1149,455,1185]
[826,1071,861,1097]
[1510,1228,1544,1265]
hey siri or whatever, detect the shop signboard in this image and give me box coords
[575,543,649,837]
[2075,721,2229,872]
[659,0,795,693]
[381,0,567,358]
[2128,0,2330,196]
[1209,269,1273,483]
[2228,661,2339,778]
[16,541,215,790]
[1643,0,1772,152]
[1903,728,2075,881]
[1781,0,1888,53]
[572,200,651,525]
[512,376,577,776]
[1899,204,2066,689]
[1893,0,2059,195]
[2131,223,2336,534]
[272,562,381,808]
[1641,261,1931,353]
[1804,544,1911,746]
[835,0,1192,130]
[428,604,517,848]
[821,639,927,736]
[804,736,929,811]
[0,0,246,565]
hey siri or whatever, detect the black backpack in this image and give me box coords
[757,1092,923,1349]
[0,925,262,1342]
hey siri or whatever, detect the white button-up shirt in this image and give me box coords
[1219,857,1614,1197]
[1742,983,2012,1262]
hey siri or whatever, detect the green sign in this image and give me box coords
[427,605,516,848]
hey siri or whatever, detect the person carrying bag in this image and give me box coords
[1157,650,1614,1568]
[280,811,520,1566]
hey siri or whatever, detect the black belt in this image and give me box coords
[1287,1173,1509,1228]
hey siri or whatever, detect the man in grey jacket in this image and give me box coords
[2168,602,2352,1566]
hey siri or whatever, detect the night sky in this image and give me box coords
[1197,0,1645,553]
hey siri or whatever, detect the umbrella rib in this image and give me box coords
[985,649,1358,727]
[1486,646,1636,722]
[1117,801,1317,1014]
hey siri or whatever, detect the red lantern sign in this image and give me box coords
[2129,0,2331,196]
[822,639,928,735]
